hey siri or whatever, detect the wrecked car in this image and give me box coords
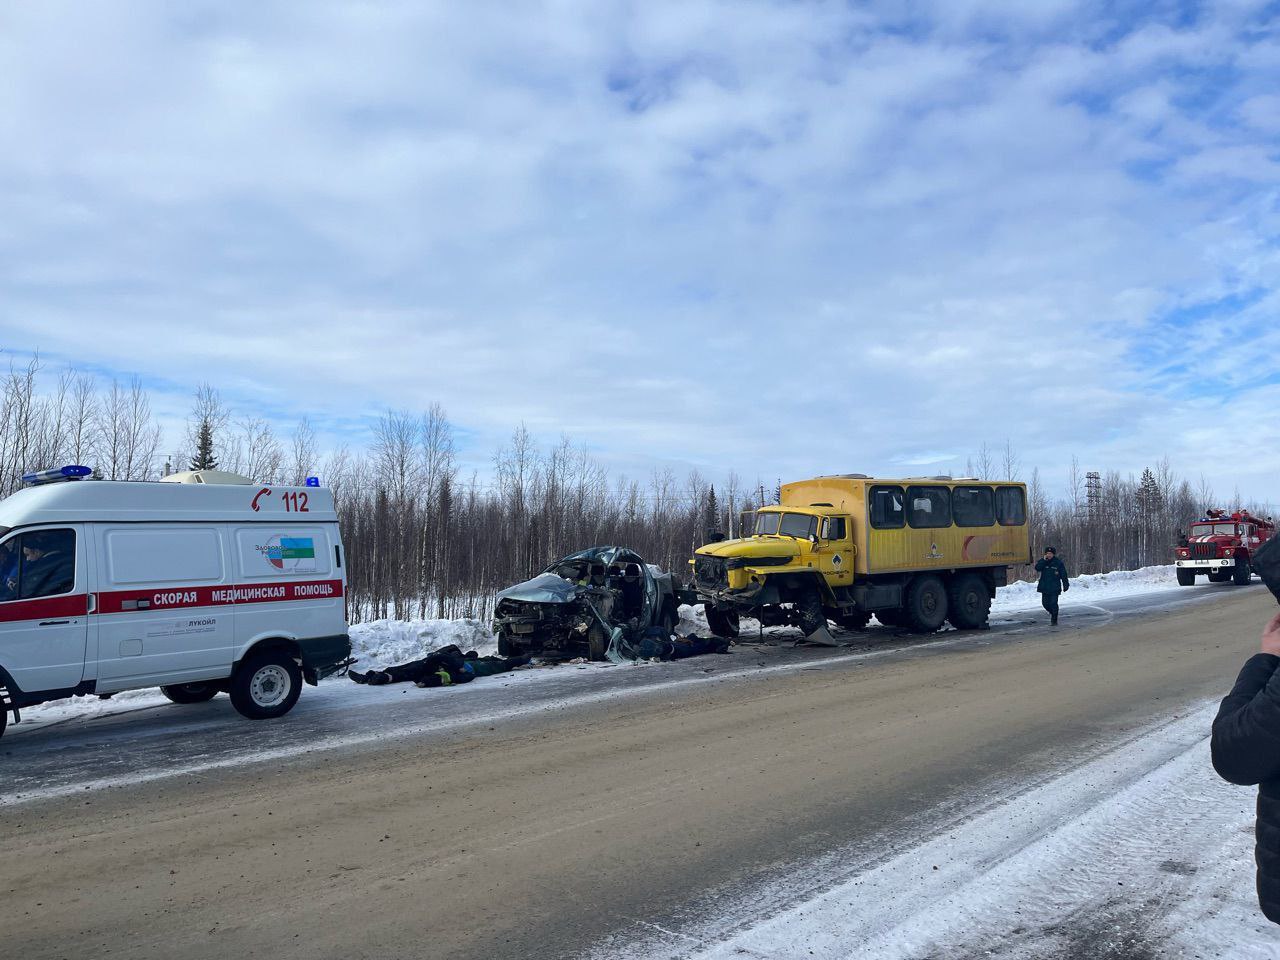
[493,546,682,661]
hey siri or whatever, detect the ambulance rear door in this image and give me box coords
[92,524,235,692]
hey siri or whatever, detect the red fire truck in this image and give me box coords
[1175,509,1276,586]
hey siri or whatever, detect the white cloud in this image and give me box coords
[0,0,1278,503]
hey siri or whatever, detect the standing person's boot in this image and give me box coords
[1051,612,1058,626]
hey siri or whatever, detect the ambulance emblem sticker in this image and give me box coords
[257,536,317,573]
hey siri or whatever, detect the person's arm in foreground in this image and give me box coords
[1213,612,1280,786]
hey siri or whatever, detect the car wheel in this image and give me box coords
[230,649,303,720]
[587,625,609,661]
[160,682,220,705]
[705,604,740,639]
[1176,568,1196,587]
[1234,561,1252,585]
[903,575,948,633]
[946,574,990,630]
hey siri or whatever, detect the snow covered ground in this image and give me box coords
[13,564,1194,727]
[593,701,1278,960]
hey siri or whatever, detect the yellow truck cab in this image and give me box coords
[691,474,1031,641]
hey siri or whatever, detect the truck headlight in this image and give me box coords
[1222,548,1234,557]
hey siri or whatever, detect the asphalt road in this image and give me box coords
[0,582,1270,959]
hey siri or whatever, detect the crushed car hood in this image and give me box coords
[496,572,582,605]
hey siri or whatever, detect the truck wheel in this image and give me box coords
[705,604,740,639]
[835,610,871,631]
[1176,568,1196,587]
[1234,561,1252,585]
[160,682,220,705]
[230,650,302,720]
[874,609,901,627]
[903,576,948,633]
[796,589,828,637]
[946,574,990,630]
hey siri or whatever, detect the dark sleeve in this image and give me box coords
[1058,559,1069,584]
[1034,559,1047,572]
[1212,654,1280,785]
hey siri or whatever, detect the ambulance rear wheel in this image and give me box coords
[1176,568,1196,586]
[230,650,302,720]
[160,682,220,705]
[1234,561,1252,585]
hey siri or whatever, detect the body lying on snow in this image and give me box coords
[349,645,529,687]
[348,630,732,689]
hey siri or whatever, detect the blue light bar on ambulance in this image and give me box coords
[22,464,93,486]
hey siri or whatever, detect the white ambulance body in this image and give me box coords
[0,471,350,736]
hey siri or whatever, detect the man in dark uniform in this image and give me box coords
[1034,546,1069,626]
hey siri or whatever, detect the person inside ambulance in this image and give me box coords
[0,543,17,601]
[17,531,75,599]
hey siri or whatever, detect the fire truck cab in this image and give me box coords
[1175,508,1275,587]
[0,466,350,737]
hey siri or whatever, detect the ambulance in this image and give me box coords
[0,466,351,737]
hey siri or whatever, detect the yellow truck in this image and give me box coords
[690,475,1031,641]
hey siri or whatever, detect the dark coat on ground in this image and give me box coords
[1212,653,1280,924]
[1034,556,1069,594]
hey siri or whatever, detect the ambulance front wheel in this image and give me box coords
[230,649,303,720]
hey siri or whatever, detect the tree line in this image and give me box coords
[0,357,1268,622]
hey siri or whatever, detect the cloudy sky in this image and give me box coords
[1,1,1278,500]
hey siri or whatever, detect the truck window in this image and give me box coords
[0,529,77,602]
[906,486,951,529]
[755,512,781,536]
[996,486,1027,526]
[952,486,995,527]
[822,517,847,540]
[869,486,905,529]
[778,513,817,539]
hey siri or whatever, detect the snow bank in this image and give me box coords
[995,564,1182,612]
[348,617,497,668]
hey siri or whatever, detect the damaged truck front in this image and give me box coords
[493,547,681,661]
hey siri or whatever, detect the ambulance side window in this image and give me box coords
[0,529,77,602]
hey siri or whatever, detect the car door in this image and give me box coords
[0,526,89,695]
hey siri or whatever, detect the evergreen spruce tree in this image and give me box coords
[705,484,720,538]
[190,419,217,471]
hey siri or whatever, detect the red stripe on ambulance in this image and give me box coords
[0,594,90,624]
[95,580,344,614]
